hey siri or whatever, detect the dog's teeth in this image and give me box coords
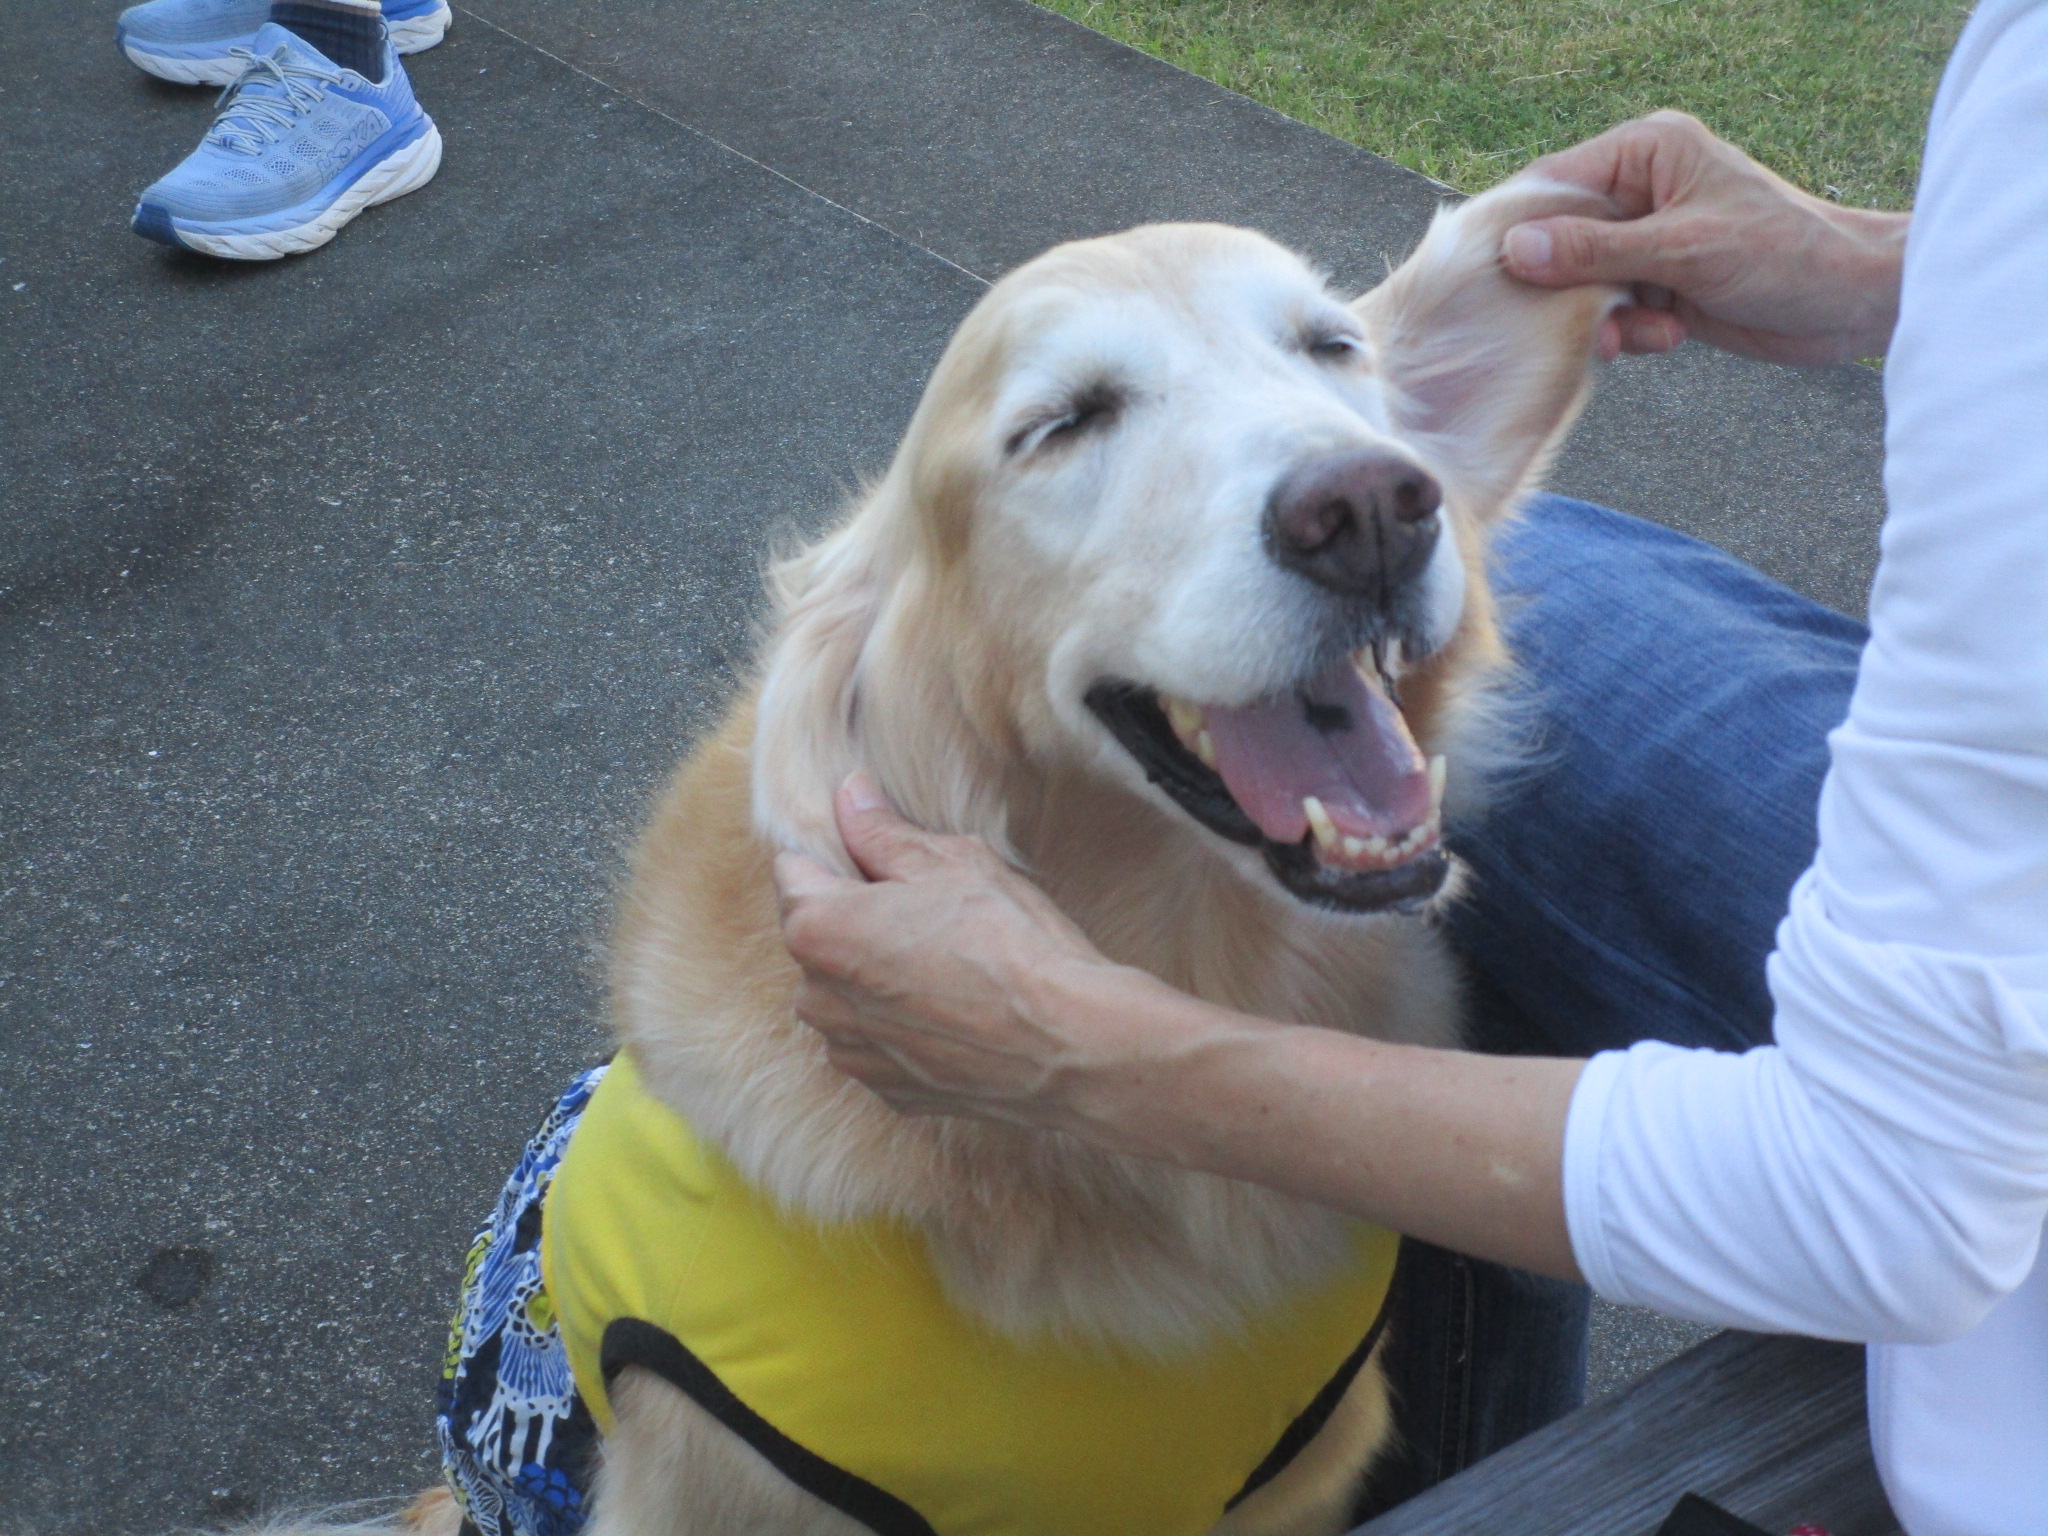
[1164,697,1204,743]
[1354,642,1412,686]
[1427,755,1447,813]
[1343,836,1365,860]
[1195,729,1217,768]
[1302,796,1339,852]
[1364,833,1389,856]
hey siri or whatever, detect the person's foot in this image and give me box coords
[118,0,451,87]
[130,24,441,259]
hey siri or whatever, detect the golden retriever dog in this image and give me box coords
[277,174,1619,1536]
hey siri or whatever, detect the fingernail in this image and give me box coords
[1504,224,1552,271]
[840,772,887,813]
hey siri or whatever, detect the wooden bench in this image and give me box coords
[1351,1330,1901,1535]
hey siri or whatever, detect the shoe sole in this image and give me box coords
[385,4,455,54]
[121,2,451,85]
[135,119,442,260]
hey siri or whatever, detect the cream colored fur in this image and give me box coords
[603,181,1617,1532]
[218,175,1618,1536]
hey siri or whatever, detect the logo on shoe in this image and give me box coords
[335,113,385,163]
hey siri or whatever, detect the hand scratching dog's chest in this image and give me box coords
[541,1053,1398,1536]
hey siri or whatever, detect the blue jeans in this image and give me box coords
[1355,495,1869,1517]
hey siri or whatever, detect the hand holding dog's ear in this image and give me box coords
[1354,177,1624,513]
[1500,111,1909,367]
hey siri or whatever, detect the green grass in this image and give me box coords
[1039,0,1962,207]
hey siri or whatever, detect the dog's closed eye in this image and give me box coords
[1005,381,1124,458]
[1303,327,1367,364]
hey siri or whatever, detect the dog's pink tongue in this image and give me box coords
[1202,657,1431,845]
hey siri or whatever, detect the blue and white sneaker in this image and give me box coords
[118,0,450,87]
[130,25,442,259]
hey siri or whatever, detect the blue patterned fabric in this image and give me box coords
[437,1066,609,1536]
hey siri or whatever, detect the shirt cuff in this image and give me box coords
[1563,1046,1630,1301]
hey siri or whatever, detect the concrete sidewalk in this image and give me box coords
[1,3,1882,1529]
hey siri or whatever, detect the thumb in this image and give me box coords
[833,773,966,882]
[1502,214,1673,290]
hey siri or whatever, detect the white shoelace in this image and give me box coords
[207,46,348,154]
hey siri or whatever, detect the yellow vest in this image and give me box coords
[542,1054,1397,1536]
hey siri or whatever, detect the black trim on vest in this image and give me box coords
[605,1295,1390,1532]
[601,1317,941,1536]
[1224,1303,1393,1511]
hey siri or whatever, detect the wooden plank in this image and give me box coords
[1352,1331,1901,1536]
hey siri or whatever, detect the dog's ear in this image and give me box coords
[751,517,888,872]
[1353,178,1624,516]
[752,489,1013,873]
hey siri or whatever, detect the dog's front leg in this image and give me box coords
[587,1369,873,1536]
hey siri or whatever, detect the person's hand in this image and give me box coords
[775,777,1587,1279]
[773,775,1171,1135]
[1499,111,1910,366]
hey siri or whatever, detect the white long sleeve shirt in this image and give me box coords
[1560,4,2048,1529]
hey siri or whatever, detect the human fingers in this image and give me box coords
[833,773,998,884]
[815,1019,1016,1117]
[773,850,862,963]
[1501,212,1699,294]
[792,968,951,1086]
[833,774,1101,962]
[815,1030,920,1093]
[775,850,905,989]
[816,1035,960,1116]
[798,963,1055,1115]
[773,849,856,910]
[1611,304,1686,355]
[1517,111,1713,213]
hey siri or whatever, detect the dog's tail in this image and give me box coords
[208,1487,462,1536]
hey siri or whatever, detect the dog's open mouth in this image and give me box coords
[1086,651,1449,914]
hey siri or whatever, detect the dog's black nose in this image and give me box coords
[1264,450,1442,600]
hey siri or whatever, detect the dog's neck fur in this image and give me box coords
[613,638,1459,1351]
[1011,765,1459,1044]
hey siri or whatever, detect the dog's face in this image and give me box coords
[756,191,1617,916]
[927,227,1473,912]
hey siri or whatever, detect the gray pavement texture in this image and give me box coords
[1588,1299,1719,1404]
[2,2,1883,1530]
